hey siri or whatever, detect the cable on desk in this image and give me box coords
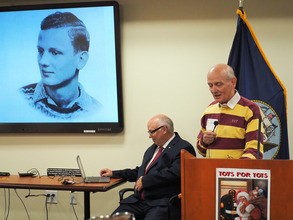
[14,189,31,220]
[47,175,56,179]
[26,168,41,177]
[46,175,79,184]
[58,176,80,185]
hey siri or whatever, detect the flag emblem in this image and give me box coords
[254,100,281,159]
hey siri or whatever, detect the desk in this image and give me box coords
[0,175,125,220]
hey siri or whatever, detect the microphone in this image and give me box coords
[212,121,219,132]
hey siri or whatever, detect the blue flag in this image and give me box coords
[228,9,289,159]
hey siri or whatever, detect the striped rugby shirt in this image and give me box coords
[197,92,264,159]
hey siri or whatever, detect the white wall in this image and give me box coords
[0,0,292,219]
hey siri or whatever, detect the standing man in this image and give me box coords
[100,114,196,220]
[19,11,101,120]
[196,64,263,159]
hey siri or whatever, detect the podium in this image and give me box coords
[180,150,293,219]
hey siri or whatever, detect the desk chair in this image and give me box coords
[119,188,181,220]
[90,212,134,219]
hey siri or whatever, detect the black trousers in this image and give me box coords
[112,200,169,220]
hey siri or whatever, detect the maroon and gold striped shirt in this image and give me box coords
[197,95,264,159]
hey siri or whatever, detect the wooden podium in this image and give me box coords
[180,150,293,219]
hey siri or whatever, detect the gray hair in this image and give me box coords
[157,114,174,132]
[224,65,236,80]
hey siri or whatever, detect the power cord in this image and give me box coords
[26,168,41,177]
[44,195,49,220]
[71,202,78,220]
[58,176,78,185]
[24,189,49,220]
[3,188,10,220]
[25,189,47,198]
[12,175,81,220]
[14,189,30,220]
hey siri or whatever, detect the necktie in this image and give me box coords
[140,146,164,200]
[145,146,164,173]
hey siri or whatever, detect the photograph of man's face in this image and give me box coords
[37,27,85,87]
[0,6,121,124]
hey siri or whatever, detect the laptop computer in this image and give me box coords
[76,155,110,183]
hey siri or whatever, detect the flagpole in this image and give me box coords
[238,0,244,10]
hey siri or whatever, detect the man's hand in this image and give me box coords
[202,131,216,145]
[135,176,143,191]
[100,168,113,177]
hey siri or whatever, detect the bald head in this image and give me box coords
[148,114,174,133]
[147,114,175,147]
[207,64,236,80]
[207,64,237,104]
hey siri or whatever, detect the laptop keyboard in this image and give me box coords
[86,176,110,183]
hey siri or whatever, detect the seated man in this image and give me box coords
[100,114,196,220]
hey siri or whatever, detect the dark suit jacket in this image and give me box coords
[112,132,196,206]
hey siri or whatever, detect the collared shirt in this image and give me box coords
[219,90,241,109]
[19,82,102,120]
[146,133,175,170]
[197,91,264,159]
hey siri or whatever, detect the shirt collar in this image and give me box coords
[32,82,93,110]
[161,133,176,149]
[219,90,240,109]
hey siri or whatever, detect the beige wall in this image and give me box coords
[0,0,292,219]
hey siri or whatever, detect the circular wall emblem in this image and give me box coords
[253,100,281,159]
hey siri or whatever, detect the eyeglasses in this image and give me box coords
[148,126,164,135]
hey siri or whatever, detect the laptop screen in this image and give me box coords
[76,155,87,180]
